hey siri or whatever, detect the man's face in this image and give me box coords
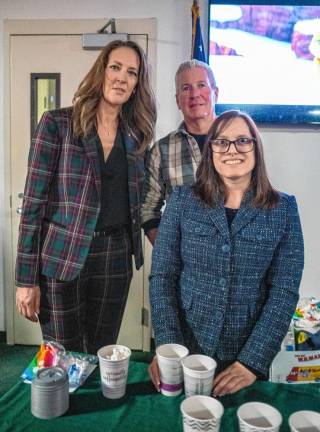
[175,67,218,124]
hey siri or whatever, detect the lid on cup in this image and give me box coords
[33,367,68,388]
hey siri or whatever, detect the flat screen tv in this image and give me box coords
[208,1,320,124]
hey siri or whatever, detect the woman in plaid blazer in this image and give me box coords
[149,110,304,396]
[15,40,156,353]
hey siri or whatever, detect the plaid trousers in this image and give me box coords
[39,227,133,354]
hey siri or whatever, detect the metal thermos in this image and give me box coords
[31,366,69,419]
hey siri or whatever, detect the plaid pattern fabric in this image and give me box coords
[141,123,202,227]
[39,228,132,353]
[150,186,304,376]
[16,107,144,287]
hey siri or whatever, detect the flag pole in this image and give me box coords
[191,0,207,62]
[191,0,199,59]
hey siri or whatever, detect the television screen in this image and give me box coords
[208,1,320,124]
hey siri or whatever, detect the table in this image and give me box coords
[0,352,319,431]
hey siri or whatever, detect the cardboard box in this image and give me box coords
[270,350,320,384]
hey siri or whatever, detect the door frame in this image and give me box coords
[4,19,156,349]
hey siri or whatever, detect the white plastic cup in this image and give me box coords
[156,343,189,396]
[97,344,131,399]
[237,402,283,432]
[182,354,217,397]
[289,410,320,432]
[180,395,224,432]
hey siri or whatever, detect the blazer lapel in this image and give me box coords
[231,207,259,236]
[230,190,259,236]
[81,132,101,197]
[123,132,143,210]
[206,190,259,238]
[207,204,230,240]
[123,131,136,155]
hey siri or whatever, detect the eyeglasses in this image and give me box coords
[211,137,256,153]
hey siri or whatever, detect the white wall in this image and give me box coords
[0,17,4,332]
[0,0,319,332]
[262,128,320,295]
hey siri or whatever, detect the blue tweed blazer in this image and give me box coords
[150,186,304,376]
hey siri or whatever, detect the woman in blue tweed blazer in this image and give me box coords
[149,110,304,396]
[15,40,156,353]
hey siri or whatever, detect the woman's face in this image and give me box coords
[102,46,140,107]
[212,117,255,185]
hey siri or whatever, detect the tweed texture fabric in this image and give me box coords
[150,186,304,376]
[141,123,202,228]
[16,107,144,287]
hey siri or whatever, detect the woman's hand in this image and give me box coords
[15,286,40,322]
[148,355,161,392]
[146,228,158,246]
[213,361,256,397]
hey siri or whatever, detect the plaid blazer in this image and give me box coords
[16,107,144,287]
[150,186,304,376]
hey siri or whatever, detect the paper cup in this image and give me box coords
[182,354,217,397]
[97,344,131,399]
[180,395,224,432]
[156,343,189,396]
[237,402,282,432]
[289,410,320,432]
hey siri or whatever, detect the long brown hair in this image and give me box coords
[193,110,279,209]
[72,40,156,155]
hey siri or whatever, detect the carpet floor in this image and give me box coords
[0,343,38,397]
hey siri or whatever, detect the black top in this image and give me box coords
[189,133,207,153]
[225,207,238,227]
[95,128,130,230]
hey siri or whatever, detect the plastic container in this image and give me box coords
[282,321,296,351]
[31,366,69,419]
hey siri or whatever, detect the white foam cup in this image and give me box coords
[289,410,320,432]
[156,343,189,396]
[237,402,283,432]
[181,354,217,397]
[180,395,224,432]
[97,344,131,399]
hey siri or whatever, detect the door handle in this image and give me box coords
[17,193,24,214]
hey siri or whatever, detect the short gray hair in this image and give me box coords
[175,60,217,92]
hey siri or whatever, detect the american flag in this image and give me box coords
[191,0,207,62]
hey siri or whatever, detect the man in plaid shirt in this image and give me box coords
[141,59,219,244]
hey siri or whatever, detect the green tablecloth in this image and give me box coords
[0,352,319,431]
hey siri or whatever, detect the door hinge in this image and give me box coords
[141,307,149,327]
[9,195,12,208]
